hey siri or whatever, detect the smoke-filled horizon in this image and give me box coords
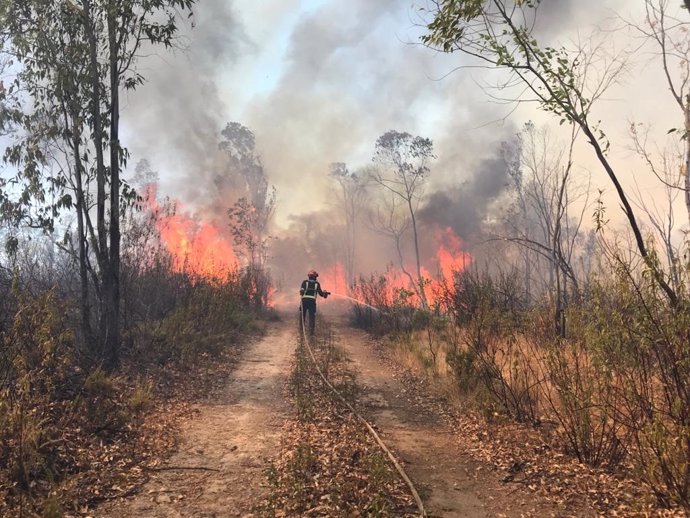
[122,0,678,291]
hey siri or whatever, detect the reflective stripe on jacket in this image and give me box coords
[300,279,323,299]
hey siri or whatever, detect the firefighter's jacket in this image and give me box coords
[300,278,326,300]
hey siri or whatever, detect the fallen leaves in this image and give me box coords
[1,343,247,518]
[375,337,689,517]
[258,335,417,517]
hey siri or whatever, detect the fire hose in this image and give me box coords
[298,302,427,517]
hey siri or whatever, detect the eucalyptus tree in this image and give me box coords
[220,122,270,209]
[329,162,369,290]
[0,0,195,369]
[221,122,276,271]
[371,130,435,308]
[423,0,678,305]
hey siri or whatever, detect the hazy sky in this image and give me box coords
[123,0,685,232]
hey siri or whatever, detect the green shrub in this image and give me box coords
[577,272,690,506]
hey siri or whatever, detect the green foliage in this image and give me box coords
[565,268,690,506]
[364,451,396,487]
[446,345,485,396]
[0,0,198,371]
[422,0,590,123]
[541,334,627,469]
[219,121,268,205]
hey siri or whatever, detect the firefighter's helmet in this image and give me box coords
[308,269,318,278]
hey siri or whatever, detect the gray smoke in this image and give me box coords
[420,139,516,243]
[118,0,641,286]
[123,0,248,206]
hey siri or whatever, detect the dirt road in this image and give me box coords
[97,316,567,517]
[97,323,294,518]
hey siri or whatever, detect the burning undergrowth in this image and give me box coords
[128,118,515,316]
[143,184,239,282]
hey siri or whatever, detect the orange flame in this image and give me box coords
[319,262,348,295]
[351,226,473,309]
[426,226,472,306]
[145,185,238,281]
[159,217,238,281]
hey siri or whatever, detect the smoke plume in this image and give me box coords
[120,0,641,290]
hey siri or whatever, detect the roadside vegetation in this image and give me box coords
[0,1,277,515]
[0,221,273,517]
[341,1,690,514]
[350,254,690,514]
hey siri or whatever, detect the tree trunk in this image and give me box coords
[82,0,112,364]
[71,111,93,344]
[105,1,121,369]
[407,198,428,309]
[685,94,690,227]
[579,122,678,307]
[346,201,356,293]
[82,0,108,270]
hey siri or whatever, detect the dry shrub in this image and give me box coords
[350,271,418,336]
[442,269,540,424]
[540,336,627,469]
[146,275,262,364]
[81,369,130,434]
[567,270,690,507]
[120,200,273,366]
[0,287,75,502]
[0,285,154,515]
[0,234,272,515]
[343,248,690,509]
[122,265,269,366]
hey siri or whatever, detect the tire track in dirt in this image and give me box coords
[96,322,293,518]
[335,321,567,518]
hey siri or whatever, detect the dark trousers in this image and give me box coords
[301,298,317,334]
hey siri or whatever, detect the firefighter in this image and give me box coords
[300,269,330,335]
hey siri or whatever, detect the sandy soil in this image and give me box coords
[96,322,294,518]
